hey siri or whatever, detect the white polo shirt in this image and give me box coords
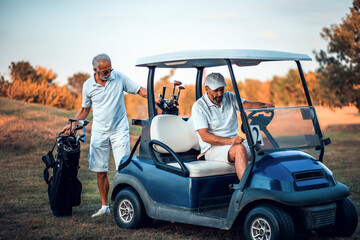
[191,91,245,153]
[82,71,140,133]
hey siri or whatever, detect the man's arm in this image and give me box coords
[197,128,244,146]
[243,100,275,109]
[61,107,91,134]
[74,107,91,121]
[137,87,161,104]
[137,87,147,98]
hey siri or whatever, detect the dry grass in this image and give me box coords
[0,97,359,239]
[316,106,360,129]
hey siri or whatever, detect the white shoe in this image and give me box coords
[91,207,111,218]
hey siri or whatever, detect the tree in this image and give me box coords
[9,61,34,82]
[0,74,8,97]
[67,72,90,93]
[269,69,308,106]
[9,61,57,84]
[314,0,360,111]
[34,66,57,84]
[243,79,262,101]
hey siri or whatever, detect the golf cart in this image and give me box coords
[111,50,358,239]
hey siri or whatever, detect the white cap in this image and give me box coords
[204,73,227,90]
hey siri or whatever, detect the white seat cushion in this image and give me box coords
[150,115,199,153]
[168,160,236,178]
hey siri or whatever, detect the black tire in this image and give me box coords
[317,197,358,237]
[114,188,146,229]
[244,205,294,240]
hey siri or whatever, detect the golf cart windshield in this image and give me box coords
[245,106,322,153]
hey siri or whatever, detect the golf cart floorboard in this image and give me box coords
[199,205,229,219]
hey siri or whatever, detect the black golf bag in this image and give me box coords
[42,134,82,216]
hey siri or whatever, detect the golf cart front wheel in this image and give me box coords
[244,205,294,240]
[114,188,145,229]
[316,197,358,237]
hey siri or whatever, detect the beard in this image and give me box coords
[212,96,223,105]
[98,73,109,81]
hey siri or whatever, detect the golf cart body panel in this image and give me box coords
[111,49,358,237]
[113,156,238,209]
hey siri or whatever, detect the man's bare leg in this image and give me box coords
[97,172,109,205]
[92,172,110,217]
[228,144,248,180]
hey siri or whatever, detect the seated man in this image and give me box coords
[191,73,274,180]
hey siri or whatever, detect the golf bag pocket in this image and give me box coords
[72,178,82,207]
[42,151,55,169]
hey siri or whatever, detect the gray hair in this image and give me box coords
[92,53,111,69]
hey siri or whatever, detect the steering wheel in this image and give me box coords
[247,109,275,129]
[245,109,279,149]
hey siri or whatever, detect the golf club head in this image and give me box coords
[173,80,182,86]
[76,133,86,143]
[177,85,185,102]
[74,125,83,131]
[172,80,182,95]
[77,120,90,127]
[68,136,76,142]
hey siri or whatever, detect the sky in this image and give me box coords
[0,0,354,86]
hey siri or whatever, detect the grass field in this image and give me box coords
[0,97,359,239]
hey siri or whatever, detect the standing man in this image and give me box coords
[191,73,274,181]
[62,53,149,217]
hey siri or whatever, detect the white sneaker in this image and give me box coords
[91,207,111,218]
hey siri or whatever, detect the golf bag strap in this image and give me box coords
[118,135,141,171]
[51,140,57,153]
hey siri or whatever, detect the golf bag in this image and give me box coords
[42,135,82,216]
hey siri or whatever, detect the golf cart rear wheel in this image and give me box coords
[244,205,294,240]
[114,188,146,229]
[316,197,358,237]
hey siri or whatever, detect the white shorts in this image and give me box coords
[204,140,251,162]
[88,130,130,172]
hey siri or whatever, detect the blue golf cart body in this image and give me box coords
[111,50,358,239]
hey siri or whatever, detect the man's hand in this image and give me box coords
[60,123,75,136]
[230,136,244,145]
[60,107,90,136]
[265,103,275,108]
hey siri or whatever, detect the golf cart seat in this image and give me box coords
[150,114,236,177]
[150,114,200,153]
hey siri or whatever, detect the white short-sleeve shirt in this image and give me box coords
[82,71,140,132]
[191,91,245,153]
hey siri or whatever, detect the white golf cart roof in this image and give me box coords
[136,49,312,68]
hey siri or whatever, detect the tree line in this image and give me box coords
[0,0,359,114]
[0,61,89,110]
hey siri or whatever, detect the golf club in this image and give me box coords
[177,85,185,103]
[170,81,182,106]
[76,133,86,144]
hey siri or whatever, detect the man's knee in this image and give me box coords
[230,143,245,154]
[97,172,107,180]
[228,144,246,162]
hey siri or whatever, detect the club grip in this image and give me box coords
[162,86,166,99]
